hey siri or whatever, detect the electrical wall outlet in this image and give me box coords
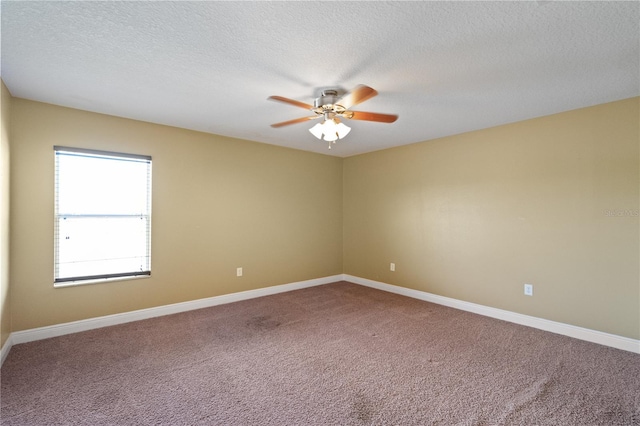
[237,267,243,277]
[524,283,533,296]
[390,263,396,272]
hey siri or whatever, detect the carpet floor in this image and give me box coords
[1,281,639,425]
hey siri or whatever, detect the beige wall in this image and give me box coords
[10,99,343,331]
[1,81,12,348]
[344,97,640,339]
[6,96,639,341]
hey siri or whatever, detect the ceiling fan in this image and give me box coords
[268,85,398,149]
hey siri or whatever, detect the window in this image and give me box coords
[54,146,152,285]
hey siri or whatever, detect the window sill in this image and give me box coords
[54,274,151,288]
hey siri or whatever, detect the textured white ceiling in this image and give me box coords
[2,1,638,157]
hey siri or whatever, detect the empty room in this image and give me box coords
[1,2,639,425]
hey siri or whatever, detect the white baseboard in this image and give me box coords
[1,333,13,366]
[345,274,640,354]
[3,273,637,368]
[7,275,342,350]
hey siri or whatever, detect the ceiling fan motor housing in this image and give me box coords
[314,89,340,108]
[313,90,347,120]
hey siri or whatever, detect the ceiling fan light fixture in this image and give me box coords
[323,128,339,142]
[321,118,338,137]
[335,121,351,139]
[308,119,351,142]
[309,122,324,139]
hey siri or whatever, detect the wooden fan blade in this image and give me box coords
[270,116,319,128]
[268,95,314,110]
[338,85,378,109]
[346,111,398,123]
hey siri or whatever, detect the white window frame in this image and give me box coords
[53,146,152,286]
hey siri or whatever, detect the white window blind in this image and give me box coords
[54,146,152,284]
